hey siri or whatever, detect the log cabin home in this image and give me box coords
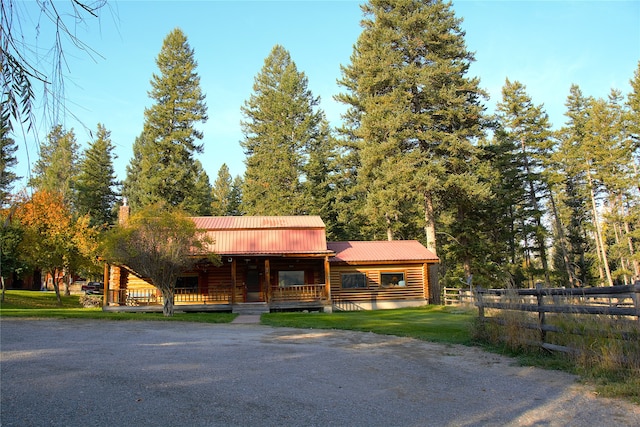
[103,212,439,313]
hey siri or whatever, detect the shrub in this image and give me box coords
[79,295,103,308]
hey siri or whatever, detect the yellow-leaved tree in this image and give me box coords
[16,190,99,303]
[100,203,219,316]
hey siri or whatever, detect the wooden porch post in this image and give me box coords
[103,262,109,307]
[264,259,271,302]
[231,258,236,304]
[324,255,331,302]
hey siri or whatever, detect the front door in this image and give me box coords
[246,269,261,302]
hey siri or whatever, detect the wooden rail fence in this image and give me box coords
[471,284,640,355]
[443,287,474,305]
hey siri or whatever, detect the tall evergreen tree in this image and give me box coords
[240,45,329,216]
[227,175,244,216]
[329,132,370,241]
[624,63,640,280]
[30,125,79,206]
[627,62,640,158]
[555,85,596,287]
[302,119,342,237]
[495,79,554,286]
[75,124,119,227]
[0,115,19,206]
[123,28,209,215]
[211,164,232,216]
[478,132,530,287]
[336,0,490,296]
[584,91,637,285]
[190,160,212,216]
[555,84,638,286]
[123,133,145,207]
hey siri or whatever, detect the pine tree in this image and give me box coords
[211,164,232,216]
[302,119,341,236]
[240,45,328,216]
[329,131,370,241]
[555,85,596,287]
[624,63,640,280]
[627,61,640,156]
[336,0,490,297]
[75,124,119,227]
[495,79,554,286]
[189,160,212,216]
[30,125,79,207]
[585,91,638,285]
[227,175,244,216]
[556,85,638,286]
[123,28,208,214]
[479,132,530,287]
[0,114,19,206]
[123,133,145,207]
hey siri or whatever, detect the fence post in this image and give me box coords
[474,287,484,319]
[633,283,640,322]
[536,284,546,344]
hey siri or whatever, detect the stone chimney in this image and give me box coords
[118,197,130,225]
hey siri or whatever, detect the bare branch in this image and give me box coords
[1,0,109,133]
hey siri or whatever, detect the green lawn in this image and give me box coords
[1,291,475,344]
[262,305,476,345]
[0,290,235,323]
[1,291,474,343]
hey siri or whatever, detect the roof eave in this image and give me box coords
[329,259,439,265]
[217,251,335,257]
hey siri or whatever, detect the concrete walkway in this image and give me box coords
[231,314,262,324]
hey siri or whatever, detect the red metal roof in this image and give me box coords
[328,241,439,263]
[192,216,326,230]
[191,216,331,255]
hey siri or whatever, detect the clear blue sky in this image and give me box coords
[11,0,640,191]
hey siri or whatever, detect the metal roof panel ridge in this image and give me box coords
[191,216,326,230]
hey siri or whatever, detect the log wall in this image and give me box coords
[330,263,428,305]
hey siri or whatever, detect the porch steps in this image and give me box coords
[232,302,270,315]
[333,300,366,312]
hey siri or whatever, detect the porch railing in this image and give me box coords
[107,284,326,306]
[107,287,232,306]
[270,284,328,302]
[174,287,232,303]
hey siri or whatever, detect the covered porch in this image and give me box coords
[104,216,335,312]
[103,253,332,313]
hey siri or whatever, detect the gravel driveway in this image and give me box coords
[1,318,638,426]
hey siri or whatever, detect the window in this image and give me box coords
[176,275,198,291]
[341,273,367,289]
[380,272,405,287]
[278,271,305,287]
